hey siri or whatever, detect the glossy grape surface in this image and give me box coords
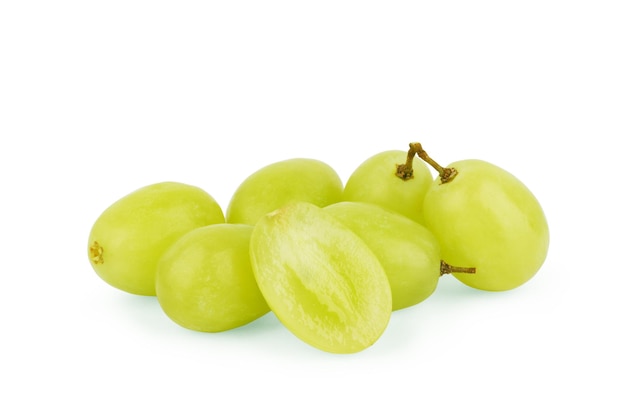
[226,158,343,225]
[250,201,392,354]
[88,182,225,295]
[156,224,269,332]
[343,150,433,223]
[324,201,440,310]
[423,159,549,291]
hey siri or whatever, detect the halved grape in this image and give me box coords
[87,182,225,296]
[156,224,269,332]
[250,201,392,354]
[343,150,433,223]
[226,158,343,225]
[418,145,549,291]
[324,201,440,310]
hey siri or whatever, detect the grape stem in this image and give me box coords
[440,260,476,276]
[410,142,458,183]
[395,144,418,181]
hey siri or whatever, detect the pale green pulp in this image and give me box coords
[250,202,392,354]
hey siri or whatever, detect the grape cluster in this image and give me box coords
[87,143,549,354]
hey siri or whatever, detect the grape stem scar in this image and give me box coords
[90,241,104,264]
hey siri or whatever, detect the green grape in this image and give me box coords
[226,158,343,225]
[417,143,550,291]
[324,201,441,311]
[156,224,269,332]
[88,182,225,296]
[250,201,392,354]
[342,150,433,223]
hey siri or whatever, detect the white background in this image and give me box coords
[1,1,624,415]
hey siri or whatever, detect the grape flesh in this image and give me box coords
[423,159,549,291]
[324,201,440,311]
[342,150,433,223]
[156,224,269,332]
[226,158,343,225]
[88,182,225,296]
[249,201,392,354]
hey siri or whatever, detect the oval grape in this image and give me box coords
[343,150,432,223]
[156,224,269,332]
[87,182,225,295]
[226,158,343,225]
[423,159,549,291]
[324,201,440,310]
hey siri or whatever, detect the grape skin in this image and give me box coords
[343,150,433,224]
[423,159,549,291]
[324,201,440,311]
[226,158,343,225]
[87,182,225,296]
[156,224,269,332]
[250,201,392,354]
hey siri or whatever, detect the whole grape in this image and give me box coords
[249,201,392,354]
[226,158,343,225]
[343,150,432,223]
[324,201,441,310]
[156,224,269,332]
[87,182,225,296]
[417,144,549,291]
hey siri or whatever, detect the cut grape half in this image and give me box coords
[250,201,392,354]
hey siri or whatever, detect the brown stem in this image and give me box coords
[395,143,417,181]
[411,142,458,183]
[440,260,476,276]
